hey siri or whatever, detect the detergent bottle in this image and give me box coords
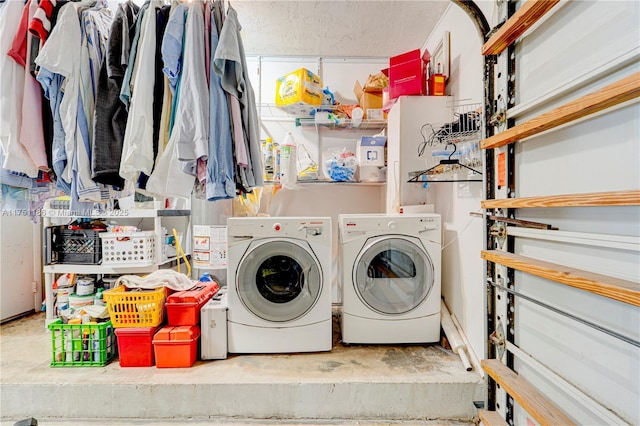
[279,132,297,189]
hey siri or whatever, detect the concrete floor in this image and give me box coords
[0,312,484,425]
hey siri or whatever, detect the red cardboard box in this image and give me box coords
[388,49,429,100]
[166,282,220,326]
[115,325,162,367]
[153,325,200,368]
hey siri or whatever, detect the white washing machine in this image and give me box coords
[339,214,441,344]
[226,216,332,353]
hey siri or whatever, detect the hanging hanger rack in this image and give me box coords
[408,142,482,183]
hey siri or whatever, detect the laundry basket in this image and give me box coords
[103,286,167,328]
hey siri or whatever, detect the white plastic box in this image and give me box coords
[357,135,387,182]
[200,291,228,360]
[100,231,156,266]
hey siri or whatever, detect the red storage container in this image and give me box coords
[165,282,220,326]
[152,325,200,368]
[115,325,162,367]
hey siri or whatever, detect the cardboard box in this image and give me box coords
[354,80,383,119]
[275,68,323,116]
[357,135,387,182]
[388,49,429,100]
[153,325,200,368]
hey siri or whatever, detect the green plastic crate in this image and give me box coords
[48,319,118,367]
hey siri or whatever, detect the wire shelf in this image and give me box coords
[420,101,483,146]
[410,101,483,183]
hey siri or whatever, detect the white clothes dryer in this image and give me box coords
[227,217,332,353]
[339,214,441,344]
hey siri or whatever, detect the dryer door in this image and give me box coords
[353,236,434,315]
[236,239,322,322]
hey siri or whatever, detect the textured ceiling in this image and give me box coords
[231,0,451,57]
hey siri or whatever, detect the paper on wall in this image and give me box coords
[193,225,227,269]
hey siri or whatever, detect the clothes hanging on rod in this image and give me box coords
[206,0,235,201]
[92,1,141,189]
[147,2,208,199]
[0,0,39,179]
[119,1,158,188]
[1,0,263,208]
[213,4,263,190]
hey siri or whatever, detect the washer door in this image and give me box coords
[353,236,434,315]
[236,239,322,322]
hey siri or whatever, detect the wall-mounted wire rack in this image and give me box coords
[409,101,483,183]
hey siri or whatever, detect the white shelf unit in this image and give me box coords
[42,208,191,325]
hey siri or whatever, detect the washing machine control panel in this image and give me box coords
[419,217,439,231]
[271,222,324,236]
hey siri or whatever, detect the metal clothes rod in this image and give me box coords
[487,280,640,348]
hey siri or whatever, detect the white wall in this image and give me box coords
[421,2,493,361]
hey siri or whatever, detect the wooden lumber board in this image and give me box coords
[478,410,508,426]
[481,359,577,426]
[480,72,640,149]
[482,0,560,56]
[481,189,640,209]
[481,250,640,306]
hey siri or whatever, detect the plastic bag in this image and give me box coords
[324,148,358,182]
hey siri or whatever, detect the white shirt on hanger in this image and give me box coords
[0,0,39,178]
[119,1,157,184]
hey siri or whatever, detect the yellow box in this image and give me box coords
[275,68,323,116]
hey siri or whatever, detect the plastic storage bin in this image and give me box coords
[46,227,103,265]
[115,325,162,367]
[48,320,117,367]
[103,286,167,328]
[166,282,220,326]
[153,325,200,368]
[100,231,156,266]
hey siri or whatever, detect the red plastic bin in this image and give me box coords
[165,282,220,326]
[152,325,200,368]
[115,325,162,367]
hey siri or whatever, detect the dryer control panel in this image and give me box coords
[228,217,331,243]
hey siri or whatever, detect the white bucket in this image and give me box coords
[68,294,94,308]
[76,277,95,296]
[102,276,118,291]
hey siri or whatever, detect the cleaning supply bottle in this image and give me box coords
[94,288,104,306]
[264,137,274,181]
[279,132,297,189]
[273,142,280,182]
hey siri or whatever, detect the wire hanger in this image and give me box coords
[408,142,482,183]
